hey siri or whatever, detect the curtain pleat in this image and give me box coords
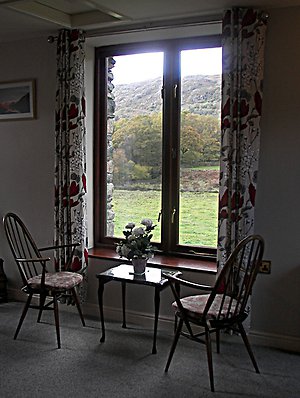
[54,29,88,300]
[218,8,267,268]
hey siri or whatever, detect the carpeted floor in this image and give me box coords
[0,301,299,398]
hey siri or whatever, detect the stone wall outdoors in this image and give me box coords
[106,57,115,236]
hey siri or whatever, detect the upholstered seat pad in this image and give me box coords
[172,294,238,320]
[27,271,83,290]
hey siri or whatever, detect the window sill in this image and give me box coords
[88,247,217,274]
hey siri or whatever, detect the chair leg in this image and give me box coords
[37,293,46,323]
[14,293,33,340]
[53,294,61,349]
[205,327,215,392]
[71,287,85,326]
[216,329,220,354]
[165,318,183,372]
[238,323,260,373]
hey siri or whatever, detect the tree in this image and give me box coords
[113,112,220,173]
[112,148,135,186]
[113,114,162,170]
[181,112,220,165]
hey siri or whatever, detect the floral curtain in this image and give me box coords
[218,8,268,268]
[54,29,88,288]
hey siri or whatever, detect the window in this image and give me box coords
[94,36,221,257]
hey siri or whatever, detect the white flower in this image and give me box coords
[132,227,145,236]
[121,245,131,257]
[116,219,156,260]
[141,218,153,228]
[125,222,135,229]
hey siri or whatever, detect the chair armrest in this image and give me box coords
[162,271,213,291]
[16,257,51,263]
[39,243,81,272]
[39,243,79,252]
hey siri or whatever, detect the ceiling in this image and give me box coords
[1,0,300,42]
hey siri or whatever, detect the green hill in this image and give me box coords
[113,74,221,120]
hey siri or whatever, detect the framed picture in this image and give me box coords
[0,80,36,121]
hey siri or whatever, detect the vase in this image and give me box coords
[132,257,147,274]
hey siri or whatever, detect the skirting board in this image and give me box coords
[7,288,300,353]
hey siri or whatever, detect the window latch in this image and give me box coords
[171,208,176,224]
[173,84,178,99]
[158,210,162,222]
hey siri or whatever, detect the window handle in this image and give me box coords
[173,84,178,99]
[171,208,176,224]
[158,210,162,222]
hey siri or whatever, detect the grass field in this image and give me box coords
[185,165,219,171]
[112,189,218,247]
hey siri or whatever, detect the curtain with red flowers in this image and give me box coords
[54,29,88,285]
[218,8,267,268]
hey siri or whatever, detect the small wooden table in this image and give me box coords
[96,264,180,354]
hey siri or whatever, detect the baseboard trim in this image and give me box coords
[82,301,300,352]
[8,288,300,352]
[248,330,300,352]
[82,301,175,332]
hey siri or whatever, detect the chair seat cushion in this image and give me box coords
[27,271,83,291]
[172,294,238,320]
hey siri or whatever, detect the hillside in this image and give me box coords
[114,74,221,120]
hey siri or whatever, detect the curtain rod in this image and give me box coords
[87,15,222,37]
[48,13,222,43]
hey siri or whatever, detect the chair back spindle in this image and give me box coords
[3,213,46,285]
[2,212,85,348]
[163,235,265,392]
[205,235,264,327]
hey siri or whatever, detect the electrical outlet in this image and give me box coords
[259,260,271,274]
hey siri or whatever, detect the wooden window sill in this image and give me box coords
[88,247,217,274]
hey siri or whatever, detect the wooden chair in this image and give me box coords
[163,235,264,392]
[3,212,85,348]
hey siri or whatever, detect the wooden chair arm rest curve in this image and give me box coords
[39,243,79,252]
[162,272,213,291]
[16,257,51,263]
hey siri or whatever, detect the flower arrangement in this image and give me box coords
[116,218,156,260]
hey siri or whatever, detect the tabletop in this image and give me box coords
[96,263,180,287]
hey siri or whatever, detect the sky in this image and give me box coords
[112,47,222,85]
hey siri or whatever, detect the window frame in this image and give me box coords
[94,35,221,259]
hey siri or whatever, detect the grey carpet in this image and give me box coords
[0,301,299,398]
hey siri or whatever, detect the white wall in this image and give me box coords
[0,37,56,287]
[0,7,299,351]
[253,6,300,348]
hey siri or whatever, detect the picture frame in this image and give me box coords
[0,79,36,121]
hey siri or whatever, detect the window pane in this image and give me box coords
[179,48,222,247]
[106,53,163,242]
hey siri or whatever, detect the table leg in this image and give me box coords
[152,286,160,354]
[98,279,105,343]
[122,281,126,328]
